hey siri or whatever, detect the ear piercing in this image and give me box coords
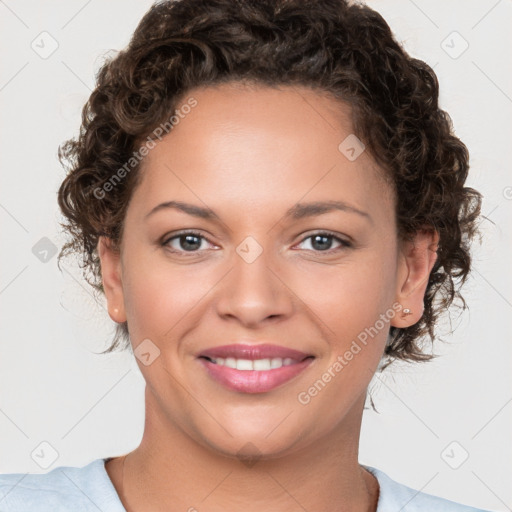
[401,308,412,318]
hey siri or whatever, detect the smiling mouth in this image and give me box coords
[196,343,315,393]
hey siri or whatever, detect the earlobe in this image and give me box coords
[97,236,127,323]
[391,228,439,328]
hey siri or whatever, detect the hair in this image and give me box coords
[57,0,482,370]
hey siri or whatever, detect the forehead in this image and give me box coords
[130,83,394,226]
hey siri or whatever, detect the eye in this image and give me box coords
[162,230,215,254]
[296,231,351,253]
[161,230,351,256]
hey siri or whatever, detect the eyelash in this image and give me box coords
[161,230,352,256]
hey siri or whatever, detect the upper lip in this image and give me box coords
[199,344,313,361]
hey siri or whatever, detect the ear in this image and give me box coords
[97,236,127,323]
[391,228,439,328]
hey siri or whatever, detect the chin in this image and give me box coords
[192,418,312,463]
[205,437,301,463]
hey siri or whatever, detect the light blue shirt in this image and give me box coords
[0,458,493,511]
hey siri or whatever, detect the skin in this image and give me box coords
[99,82,438,512]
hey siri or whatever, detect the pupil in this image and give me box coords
[181,234,201,251]
[312,235,331,251]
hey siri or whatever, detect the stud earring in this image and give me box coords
[401,308,412,318]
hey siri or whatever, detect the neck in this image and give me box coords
[107,391,379,512]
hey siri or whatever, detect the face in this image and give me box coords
[99,83,436,459]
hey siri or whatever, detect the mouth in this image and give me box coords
[197,343,315,393]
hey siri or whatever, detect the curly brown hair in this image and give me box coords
[57,0,482,368]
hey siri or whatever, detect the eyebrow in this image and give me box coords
[145,200,221,221]
[145,199,371,223]
[285,200,371,222]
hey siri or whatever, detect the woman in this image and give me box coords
[0,0,491,510]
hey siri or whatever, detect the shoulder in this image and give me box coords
[0,458,124,512]
[363,464,494,512]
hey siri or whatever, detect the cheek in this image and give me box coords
[121,251,211,341]
[293,251,398,334]
[294,259,396,429]
[292,251,398,404]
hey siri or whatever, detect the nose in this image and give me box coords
[215,244,294,328]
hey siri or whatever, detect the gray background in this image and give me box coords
[0,1,510,510]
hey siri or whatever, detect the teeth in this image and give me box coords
[254,359,271,370]
[236,359,253,370]
[224,357,236,368]
[209,357,296,370]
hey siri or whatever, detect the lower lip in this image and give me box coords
[198,358,314,393]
